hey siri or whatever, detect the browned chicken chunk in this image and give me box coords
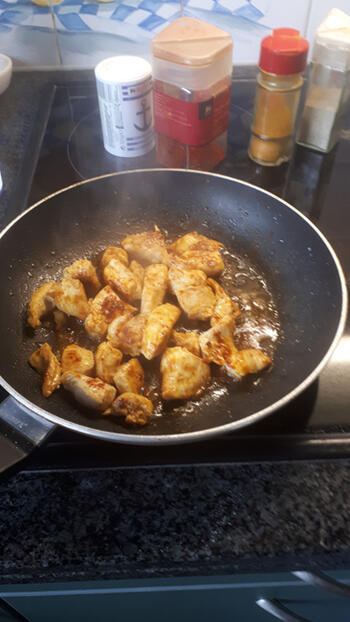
[27,282,58,328]
[112,392,153,426]
[61,344,95,376]
[63,259,101,294]
[61,372,116,411]
[141,264,168,315]
[129,260,144,299]
[85,286,136,340]
[168,267,215,321]
[95,342,123,384]
[208,278,241,325]
[100,246,128,270]
[108,313,147,356]
[53,309,67,331]
[53,278,89,321]
[113,358,144,394]
[121,230,169,265]
[103,258,140,302]
[168,232,224,276]
[170,330,201,357]
[199,318,271,379]
[141,303,181,360]
[161,347,210,400]
[29,343,61,397]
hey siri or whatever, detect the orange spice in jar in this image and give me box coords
[249,28,309,166]
[151,18,233,170]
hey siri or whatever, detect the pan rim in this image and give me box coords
[0,169,348,445]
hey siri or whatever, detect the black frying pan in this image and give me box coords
[0,170,347,445]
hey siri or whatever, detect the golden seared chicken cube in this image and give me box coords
[29,343,61,397]
[63,259,101,294]
[53,278,89,321]
[168,267,215,321]
[85,286,136,340]
[168,232,224,276]
[112,392,153,426]
[53,309,66,331]
[108,313,147,356]
[121,230,169,265]
[225,349,271,380]
[103,258,139,302]
[208,279,241,326]
[113,358,144,394]
[161,347,210,400]
[27,281,58,328]
[61,372,116,411]
[141,303,181,360]
[61,344,95,376]
[140,264,168,315]
[95,342,123,384]
[100,246,128,270]
[199,317,236,366]
[169,231,222,255]
[170,330,201,357]
[129,260,144,300]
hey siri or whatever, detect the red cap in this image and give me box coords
[259,28,309,75]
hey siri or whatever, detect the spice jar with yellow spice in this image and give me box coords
[249,28,309,166]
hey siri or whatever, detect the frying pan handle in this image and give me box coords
[0,397,55,474]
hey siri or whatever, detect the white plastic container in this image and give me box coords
[95,56,154,158]
[297,9,350,153]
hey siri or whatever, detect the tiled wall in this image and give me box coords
[0,0,349,68]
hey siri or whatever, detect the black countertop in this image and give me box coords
[0,69,350,585]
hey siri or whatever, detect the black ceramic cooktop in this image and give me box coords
[4,76,350,470]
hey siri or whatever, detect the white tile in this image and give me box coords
[306,0,350,47]
[257,0,312,36]
[156,3,178,19]
[124,8,150,24]
[188,0,215,9]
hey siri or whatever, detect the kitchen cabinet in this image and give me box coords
[1,571,350,622]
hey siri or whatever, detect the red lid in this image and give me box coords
[259,29,309,75]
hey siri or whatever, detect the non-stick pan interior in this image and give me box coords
[0,170,345,438]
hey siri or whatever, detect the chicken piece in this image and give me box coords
[100,246,128,270]
[208,278,241,325]
[63,259,101,294]
[61,344,94,376]
[95,342,123,384]
[169,250,224,277]
[29,343,61,397]
[53,309,67,331]
[199,317,237,366]
[84,286,136,340]
[27,282,58,328]
[170,330,201,357]
[168,267,215,321]
[103,258,139,302]
[111,392,153,426]
[61,372,116,411]
[113,358,144,394]
[169,231,222,256]
[53,278,89,321]
[129,260,144,300]
[108,313,147,356]
[121,230,169,265]
[140,264,168,315]
[224,349,271,380]
[199,318,271,379]
[161,347,210,400]
[141,303,181,360]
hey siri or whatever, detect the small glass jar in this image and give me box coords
[296,9,350,153]
[151,17,233,171]
[249,28,309,167]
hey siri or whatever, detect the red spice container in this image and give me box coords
[151,17,233,170]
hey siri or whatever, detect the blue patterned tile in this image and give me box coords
[110,4,136,21]
[80,3,99,15]
[56,12,91,30]
[139,12,165,30]
[140,0,163,12]
[0,9,27,24]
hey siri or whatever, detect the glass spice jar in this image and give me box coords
[151,17,233,170]
[248,28,309,166]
